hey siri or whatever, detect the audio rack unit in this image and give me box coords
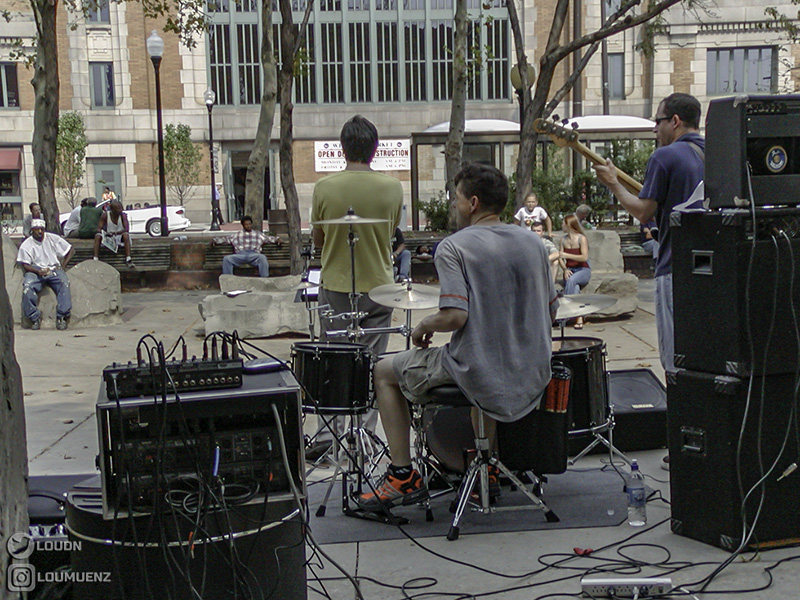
[96,369,304,518]
[103,357,244,400]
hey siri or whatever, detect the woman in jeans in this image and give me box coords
[559,214,591,329]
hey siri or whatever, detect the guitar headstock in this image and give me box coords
[533,118,580,148]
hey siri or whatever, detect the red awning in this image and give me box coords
[0,148,22,171]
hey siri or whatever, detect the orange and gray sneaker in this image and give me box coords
[357,469,429,511]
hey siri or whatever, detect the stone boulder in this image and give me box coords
[3,235,123,328]
[200,274,308,337]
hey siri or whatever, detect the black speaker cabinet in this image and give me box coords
[706,94,800,209]
[67,484,307,600]
[607,369,667,451]
[668,369,800,550]
[672,208,800,376]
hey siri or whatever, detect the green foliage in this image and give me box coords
[510,139,655,228]
[163,123,202,205]
[55,112,88,209]
[419,190,451,232]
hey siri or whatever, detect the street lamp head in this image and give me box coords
[146,30,164,60]
[204,89,216,108]
[510,63,536,92]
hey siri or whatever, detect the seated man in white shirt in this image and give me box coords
[62,198,88,238]
[17,219,74,330]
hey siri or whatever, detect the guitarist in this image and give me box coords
[593,93,704,384]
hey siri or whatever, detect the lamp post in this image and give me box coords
[204,88,220,231]
[146,30,169,236]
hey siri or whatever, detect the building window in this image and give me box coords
[707,47,775,95]
[486,18,509,100]
[349,22,371,103]
[609,52,625,99]
[237,23,261,104]
[0,64,19,108]
[431,20,453,101]
[321,23,344,103]
[404,21,426,102]
[209,4,509,106]
[87,0,110,24]
[90,62,115,108]
[376,22,398,102]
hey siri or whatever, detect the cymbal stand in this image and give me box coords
[300,244,319,340]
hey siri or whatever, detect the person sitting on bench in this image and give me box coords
[93,200,134,268]
[212,215,281,277]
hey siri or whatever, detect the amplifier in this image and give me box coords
[706,94,800,209]
[103,357,243,400]
[668,368,800,550]
[672,208,800,376]
[67,484,307,600]
[96,370,304,518]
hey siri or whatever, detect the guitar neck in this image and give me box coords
[571,139,643,195]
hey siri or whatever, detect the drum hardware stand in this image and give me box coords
[447,410,559,541]
[568,406,632,466]
[410,405,461,522]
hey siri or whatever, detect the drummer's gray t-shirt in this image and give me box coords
[436,223,558,422]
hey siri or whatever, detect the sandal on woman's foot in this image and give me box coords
[574,321,584,330]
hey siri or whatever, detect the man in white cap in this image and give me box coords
[16,219,74,330]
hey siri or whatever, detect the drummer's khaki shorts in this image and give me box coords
[390,346,455,404]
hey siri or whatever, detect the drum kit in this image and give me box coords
[294,209,440,522]
[292,208,629,522]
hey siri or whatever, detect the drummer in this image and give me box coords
[358,163,559,512]
[308,115,404,456]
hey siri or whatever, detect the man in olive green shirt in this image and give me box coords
[78,198,103,239]
[309,115,403,454]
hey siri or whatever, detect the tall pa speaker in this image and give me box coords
[706,94,800,209]
[672,208,800,376]
[667,368,800,550]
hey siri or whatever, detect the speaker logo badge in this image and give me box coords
[766,145,788,173]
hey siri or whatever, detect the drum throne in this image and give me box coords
[414,363,572,540]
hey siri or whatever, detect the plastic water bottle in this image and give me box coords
[626,459,647,526]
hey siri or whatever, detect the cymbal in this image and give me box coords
[312,213,390,226]
[369,283,440,310]
[555,294,617,321]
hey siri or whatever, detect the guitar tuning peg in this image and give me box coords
[551,114,560,122]
[570,122,579,130]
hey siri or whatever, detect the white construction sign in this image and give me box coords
[314,139,411,172]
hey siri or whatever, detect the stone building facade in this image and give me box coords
[0,0,797,226]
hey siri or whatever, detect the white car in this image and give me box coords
[61,200,191,237]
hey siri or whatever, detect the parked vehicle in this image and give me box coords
[60,200,191,237]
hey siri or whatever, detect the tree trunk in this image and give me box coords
[0,234,29,599]
[507,0,535,208]
[245,1,277,231]
[31,0,60,233]
[277,0,313,275]
[444,0,468,230]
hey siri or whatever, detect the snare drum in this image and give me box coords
[551,337,609,435]
[291,342,373,414]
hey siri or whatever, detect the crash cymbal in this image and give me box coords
[369,283,440,310]
[312,213,390,226]
[555,294,617,321]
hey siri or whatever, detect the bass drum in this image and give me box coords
[551,336,609,435]
[291,342,373,414]
[422,405,474,474]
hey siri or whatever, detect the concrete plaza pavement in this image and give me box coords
[12,281,800,599]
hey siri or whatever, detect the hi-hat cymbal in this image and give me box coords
[312,213,390,226]
[369,283,440,310]
[555,294,617,321]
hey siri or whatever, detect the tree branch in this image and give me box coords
[544,40,602,119]
[550,0,683,63]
